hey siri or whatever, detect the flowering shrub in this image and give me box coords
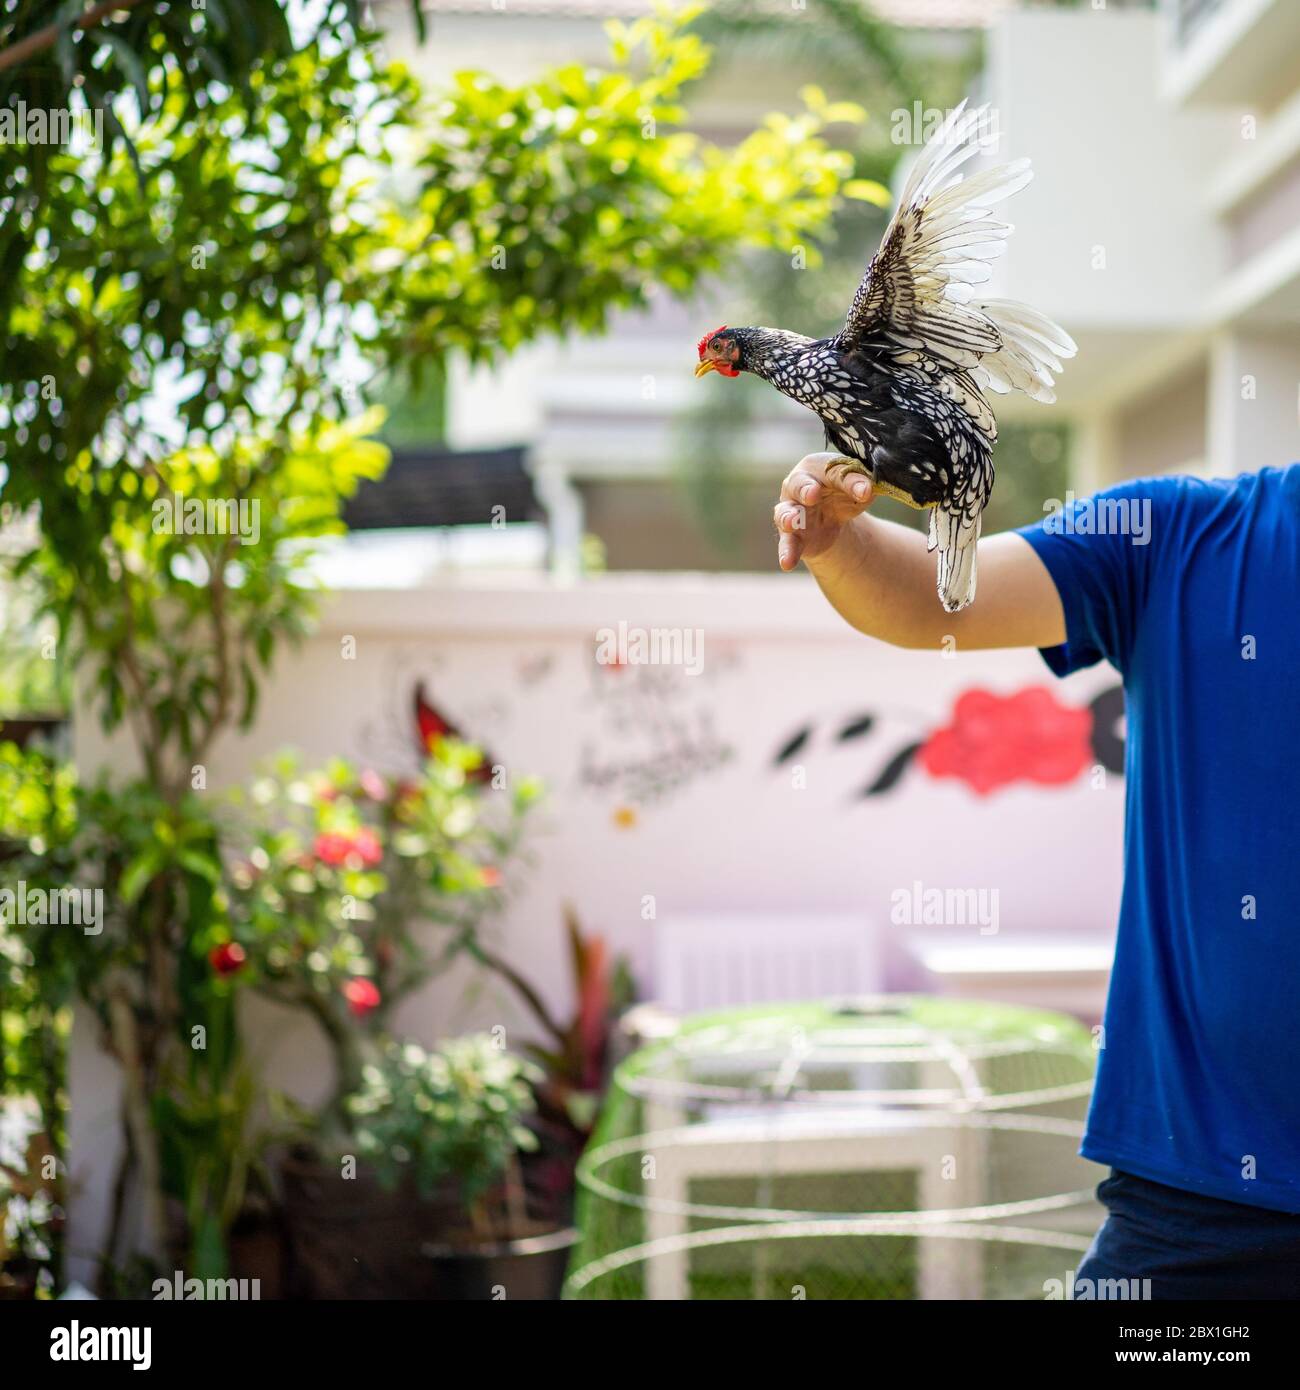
[346,1035,540,1235]
[218,741,540,1117]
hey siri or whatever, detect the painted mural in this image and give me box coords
[772,682,1125,798]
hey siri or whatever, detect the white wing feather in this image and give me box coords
[839,101,1077,612]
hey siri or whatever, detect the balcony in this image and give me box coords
[1162,0,1300,108]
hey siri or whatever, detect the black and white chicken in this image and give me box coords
[694,102,1075,612]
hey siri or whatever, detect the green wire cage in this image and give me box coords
[567,996,1102,1300]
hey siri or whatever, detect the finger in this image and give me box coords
[824,461,873,506]
[848,475,874,504]
[780,471,823,506]
[778,531,803,571]
[773,501,804,534]
[795,451,842,478]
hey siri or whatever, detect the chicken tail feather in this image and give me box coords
[930,505,980,612]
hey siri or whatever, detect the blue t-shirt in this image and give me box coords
[1018,466,1300,1214]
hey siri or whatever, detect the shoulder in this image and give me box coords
[1038,471,1244,544]
[1120,465,1300,531]
[1101,464,1300,501]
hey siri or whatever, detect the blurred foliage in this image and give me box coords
[0,734,543,1283]
[979,420,1072,536]
[0,741,75,1290]
[0,0,429,318]
[2,756,252,1284]
[221,742,541,1121]
[11,413,387,802]
[2,28,400,797]
[152,1060,268,1282]
[395,5,882,373]
[370,366,448,449]
[3,8,877,591]
[0,739,76,846]
[0,551,67,716]
[346,1034,540,1235]
[0,746,76,1118]
[0,42,404,531]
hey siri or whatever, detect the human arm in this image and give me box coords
[774,452,1066,651]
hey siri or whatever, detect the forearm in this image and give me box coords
[804,513,1066,652]
[805,512,950,648]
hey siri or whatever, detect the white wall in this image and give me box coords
[1207,328,1300,475]
[985,9,1238,336]
[979,8,1241,426]
[67,574,1123,1283]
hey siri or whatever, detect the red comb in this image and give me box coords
[697,325,728,358]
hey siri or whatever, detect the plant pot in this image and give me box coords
[422,1225,579,1301]
[0,1259,40,1301]
[279,1150,461,1300]
[229,1206,287,1300]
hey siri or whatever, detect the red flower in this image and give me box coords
[919,686,1093,797]
[353,828,383,867]
[209,942,247,977]
[313,832,354,866]
[343,978,381,1017]
[480,865,502,889]
[314,829,383,868]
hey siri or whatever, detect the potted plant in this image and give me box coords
[222,743,538,1111]
[215,742,540,1297]
[0,1127,61,1301]
[346,1034,578,1300]
[468,906,634,1226]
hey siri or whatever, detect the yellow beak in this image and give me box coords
[694,360,717,378]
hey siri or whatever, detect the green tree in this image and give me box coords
[1,5,880,1287]
[0,2,420,317]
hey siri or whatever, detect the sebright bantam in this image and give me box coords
[695,101,1076,612]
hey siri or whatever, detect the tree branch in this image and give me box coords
[0,0,153,75]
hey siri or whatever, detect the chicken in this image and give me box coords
[694,101,1076,611]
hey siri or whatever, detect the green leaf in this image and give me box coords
[119,850,165,905]
[842,178,892,207]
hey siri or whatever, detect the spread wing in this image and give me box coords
[836,101,1075,408]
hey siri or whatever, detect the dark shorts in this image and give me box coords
[1077,1169,1300,1300]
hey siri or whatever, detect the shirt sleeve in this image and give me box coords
[1015,477,1175,678]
